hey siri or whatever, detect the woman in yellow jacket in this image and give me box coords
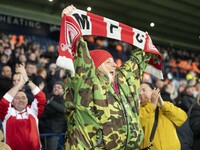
[139,82,187,150]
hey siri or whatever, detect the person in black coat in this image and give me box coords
[189,96,200,150]
[39,81,67,150]
[176,117,193,150]
[0,65,13,99]
[178,79,197,113]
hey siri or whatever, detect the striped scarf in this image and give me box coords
[56,8,163,79]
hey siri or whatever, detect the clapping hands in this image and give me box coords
[15,64,29,85]
[151,88,164,107]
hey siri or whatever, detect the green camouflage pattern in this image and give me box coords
[64,38,152,150]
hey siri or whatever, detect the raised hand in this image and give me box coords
[62,5,76,17]
[151,88,160,106]
[15,64,29,83]
[158,95,165,107]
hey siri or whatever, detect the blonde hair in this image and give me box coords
[97,63,113,83]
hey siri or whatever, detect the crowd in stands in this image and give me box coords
[0,32,200,149]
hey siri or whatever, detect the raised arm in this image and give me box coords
[1,63,30,98]
[6,74,25,98]
[15,64,37,90]
[120,49,152,81]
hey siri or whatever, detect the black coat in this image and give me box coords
[0,77,12,99]
[176,118,193,150]
[39,94,67,133]
[189,103,200,150]
[179,94,196,113]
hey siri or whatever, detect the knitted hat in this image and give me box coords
[89,50,113,68]
[54,81,65,90]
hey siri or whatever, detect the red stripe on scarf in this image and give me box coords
[87,12,107,36]
[119,23,134,45]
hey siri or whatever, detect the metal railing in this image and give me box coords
[40,133,65,150]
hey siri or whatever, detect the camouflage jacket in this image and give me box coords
[64,38,151,150]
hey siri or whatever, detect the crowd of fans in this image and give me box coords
[0,32,200,149]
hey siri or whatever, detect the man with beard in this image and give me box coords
[39,81,67,150]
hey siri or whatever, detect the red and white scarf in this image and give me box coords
[56,8,163,79]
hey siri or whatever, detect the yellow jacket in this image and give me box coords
[140,101,187,150]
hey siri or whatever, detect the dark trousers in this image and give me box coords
[41,136,59,150]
